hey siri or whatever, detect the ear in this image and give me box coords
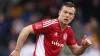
[72,14,75,20]
[58,10,61,16]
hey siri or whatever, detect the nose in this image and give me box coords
[66,12,70,16]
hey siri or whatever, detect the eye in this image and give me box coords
[64,11,68,14]
[69,13,73,15]
[63,11,74,15]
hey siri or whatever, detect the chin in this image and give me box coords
[63,22,68,25]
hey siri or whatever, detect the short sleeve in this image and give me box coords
[32,19,51,34]
[66,27,77,45]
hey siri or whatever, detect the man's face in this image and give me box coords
[58,6,75,25]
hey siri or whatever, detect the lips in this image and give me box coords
[64,19,68,21]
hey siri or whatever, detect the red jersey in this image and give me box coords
[32,18,76,56]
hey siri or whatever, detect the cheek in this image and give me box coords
[61,14,66,17]
[70,16,74,20]
[59,12,65,16]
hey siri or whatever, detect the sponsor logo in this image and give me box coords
[51,40,64,47]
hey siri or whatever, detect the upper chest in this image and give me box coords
[46,24,70,42]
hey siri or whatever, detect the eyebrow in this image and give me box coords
[64,10,74,15]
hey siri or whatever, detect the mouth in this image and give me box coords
[64,19,68,22]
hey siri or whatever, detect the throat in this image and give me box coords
[60,22,67,31]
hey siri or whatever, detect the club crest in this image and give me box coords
[63,33,67,40]
[54,32,58,36]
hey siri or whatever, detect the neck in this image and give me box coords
[59,20,68,31]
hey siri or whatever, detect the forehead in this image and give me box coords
[61,6,75,14]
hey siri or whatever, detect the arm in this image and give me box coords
[68,44,87,55]
[15,25,34,51]
[68,35,91,55]
[10,25,34,56]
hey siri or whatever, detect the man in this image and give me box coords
[10,2,91,56]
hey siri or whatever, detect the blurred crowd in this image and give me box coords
[0,0,99,56]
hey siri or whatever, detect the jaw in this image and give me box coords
[62,20,69,25]
[60,20,68,26]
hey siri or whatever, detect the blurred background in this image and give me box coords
[0,0,99,56]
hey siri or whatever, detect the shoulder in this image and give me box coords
[42,18,58,27]
[42,18,58,23]
[67,25,72,30]
[66,25,74,34]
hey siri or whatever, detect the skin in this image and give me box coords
[58,6,91,55]
[58,6,75,25]
[10,6,91,56]
[58,6,75,31]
